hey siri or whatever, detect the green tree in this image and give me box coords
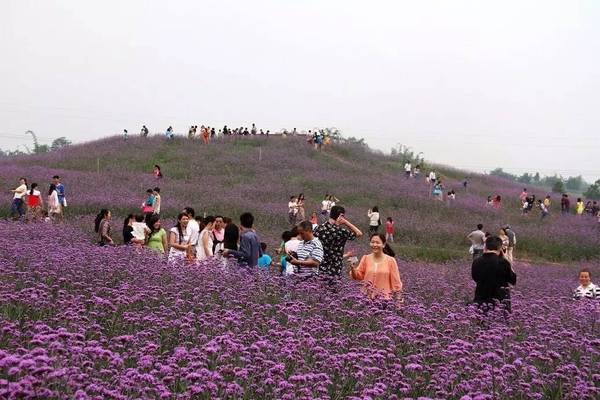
[490,168,517,181]
[565,175,585,191]
[517,173,532,184]
[583,180,600,200]
[552,180,566,193]
[51,137,72,151]
[533,172,541,184]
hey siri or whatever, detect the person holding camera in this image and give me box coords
[286,221,324,279]
[471,236,517,312]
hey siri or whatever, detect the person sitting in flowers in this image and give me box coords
[573,269,600,300]
[349,233,402,302]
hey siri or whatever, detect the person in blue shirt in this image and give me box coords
[52,175,65,207]
[257,242,272,271]
[223,212,262,268]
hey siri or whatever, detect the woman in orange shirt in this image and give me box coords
[350,233,403,302]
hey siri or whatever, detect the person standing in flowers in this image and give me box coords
[145,215,168,255]
[183,207,200,257]
[575,198,584,216]
[288,196,298,226]
[52,176,66,213]
[538,199,549,219]
[471,236,517,311]
[202,125,210,144]
[560,193,570,215]
[94,209,114,246]
[211,216,225,254]
[223,212,262,268]
[153,164,163,180]
[25,183,43,222]
[47,184,62,222]
[142,189,155,221]
[385,217,394,243]
[467,224,485,259]
[287,221,324,279]
[9,177,28,221]
[314,205,363,278]
[573,269,600,300]
[152,187,161,216]
[168,212,192,262]
[196,216,215,261]
[367,206,380,234]
[296,193,306,222]
[503,225,516,264]
[519,188,528,206]
[350,233,402,302]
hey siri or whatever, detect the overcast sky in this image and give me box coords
[2,0,599,181]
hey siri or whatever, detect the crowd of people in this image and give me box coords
[515,189,600,221]
[8,170,599,308]
[9,175,66,223]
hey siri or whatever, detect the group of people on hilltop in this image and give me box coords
[9,176,66,223]
[128,123,274,142]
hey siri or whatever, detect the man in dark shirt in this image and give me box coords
[313,205,362,278]
[223,212,262,268]
[472,236,517,311]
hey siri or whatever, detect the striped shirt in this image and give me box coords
[573,283,600,300]
[295,237,324,278]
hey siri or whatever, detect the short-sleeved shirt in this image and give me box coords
[573,283,600,300]
[295,237,324,278]
[313,222,356,276]
[56,183,65,204]
[147,228,167,253]
[258,254,272,270]
[13,184,27,199]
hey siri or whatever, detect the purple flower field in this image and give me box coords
[1,135,599,262]
[1,222,599,399]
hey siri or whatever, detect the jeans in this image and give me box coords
[11,198,25,220]
[472,248,484,260]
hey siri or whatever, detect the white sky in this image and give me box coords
[1,0,599,182]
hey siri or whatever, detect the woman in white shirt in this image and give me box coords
[367,206,380,234]
[47,184,62,222]
[573,269,600,300]
[168,213,192,263]
[196,216,215,261]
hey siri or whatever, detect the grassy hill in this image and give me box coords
[1,135,598,263]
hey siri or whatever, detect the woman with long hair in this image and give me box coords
[168,212,192,262]
[95,209,113,246]
[122,214,134,245]
[25,183,43,222]
[296,193,306,222]
[145,215,168,255]
[47,183,62,222]
[223,223,240,251]
[350,233,402,302]
[196,216,216,261]
[153,164,163,180]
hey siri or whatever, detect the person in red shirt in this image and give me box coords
[385,217,395,243]
[25,183,44,222]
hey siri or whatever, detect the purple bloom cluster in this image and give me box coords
[0,222,598,399]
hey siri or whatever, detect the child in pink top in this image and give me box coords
[385,217,394,243]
